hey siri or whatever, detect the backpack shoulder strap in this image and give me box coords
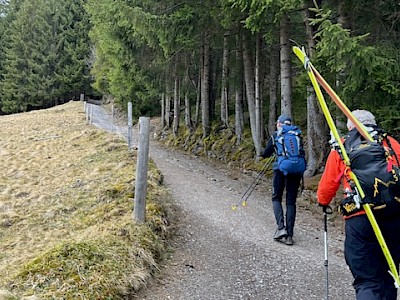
[274,133,284,156]
[382,132,400,166]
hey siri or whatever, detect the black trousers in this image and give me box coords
[345,213,400,300]
[271,169,301,237]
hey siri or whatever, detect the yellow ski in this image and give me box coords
[293,45,400,288]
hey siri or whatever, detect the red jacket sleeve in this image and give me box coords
[317,149,345,206]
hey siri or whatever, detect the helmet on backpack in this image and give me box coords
[346,110,376,130]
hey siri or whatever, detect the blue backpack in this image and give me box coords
[274,125,306,175]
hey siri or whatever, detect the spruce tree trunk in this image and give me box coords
[173,75,180,137]
[268,43,279,137]
[255,34,262,143]
[201,33,211,137]
[194,73,201,127]
[165,79,171,128]
[161,92,165,129]
[235,32,244,145]
[184,72,191,128]
[280,13,293,119]
[304,0,330,177]
[184,93,191,128]
[220,34,229,127]
[242,32,261,156]
[209,48,217,123]
[337,0,352,31]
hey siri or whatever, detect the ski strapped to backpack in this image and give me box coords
[274,125,307,175]
[293,46,400,288]
[342,126,400,215]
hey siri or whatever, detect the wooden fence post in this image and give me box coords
[111,103,115,133]
[89,105,93,124]
[128,102,133,149]
[85,102,89,124]
[133,117,150,223]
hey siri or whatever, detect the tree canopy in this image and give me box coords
[0,0,92,113]
[0,0,398,166]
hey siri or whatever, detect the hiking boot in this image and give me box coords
[273,227,287,240]
[285,236,294,246]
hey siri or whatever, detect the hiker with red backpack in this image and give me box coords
[318,109,400,300]
[261,115,306,246]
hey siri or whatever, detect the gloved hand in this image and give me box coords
[319,203,332,214]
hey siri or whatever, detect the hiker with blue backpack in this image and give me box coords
[261,115,307,246]
[318,110,400,300]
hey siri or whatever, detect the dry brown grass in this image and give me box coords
[0,101,173,299]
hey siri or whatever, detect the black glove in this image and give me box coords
[319,203,332,214]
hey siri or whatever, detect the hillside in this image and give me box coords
[0,101,174,299]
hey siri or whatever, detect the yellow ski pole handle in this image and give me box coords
[293,45,400,288]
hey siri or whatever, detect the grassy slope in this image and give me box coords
[0,102,174,300]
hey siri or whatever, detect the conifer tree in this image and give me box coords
[0,0,92,113]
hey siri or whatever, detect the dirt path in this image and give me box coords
[89,103,355,300]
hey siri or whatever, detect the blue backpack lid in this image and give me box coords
[280,124,300,134]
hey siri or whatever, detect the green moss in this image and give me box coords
[157,120,265,172]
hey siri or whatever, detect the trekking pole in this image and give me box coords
[322,205,333,300]
[231,156,274,210]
